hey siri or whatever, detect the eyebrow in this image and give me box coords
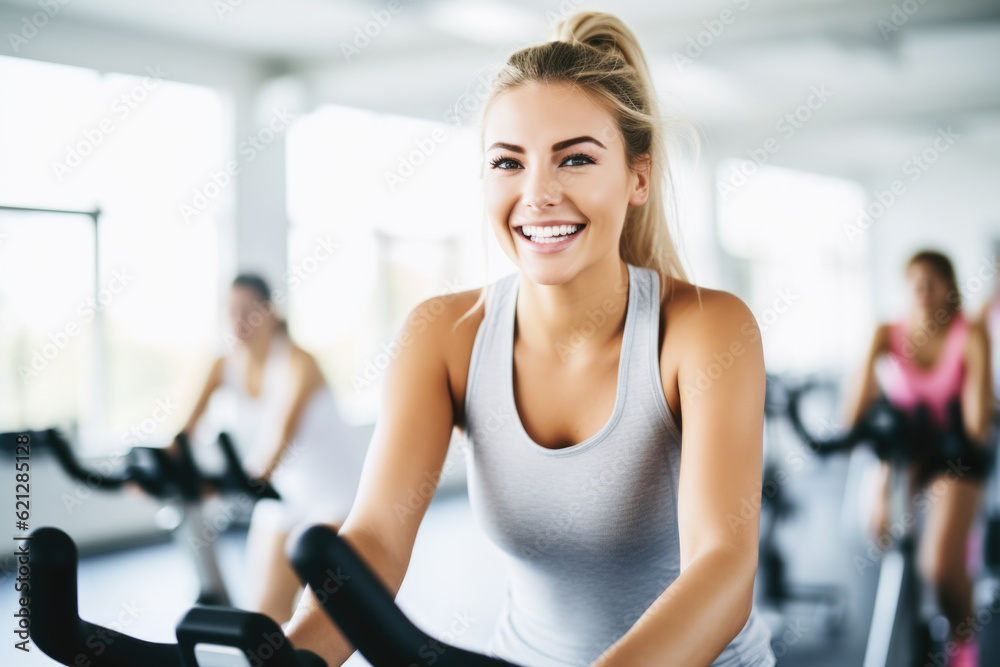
[486,135,607,153]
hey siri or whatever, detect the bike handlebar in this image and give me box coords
[28,527,183,667]
[786,382,995,473]
[28,526,324,667]
[288,524,521,667]
[2,428,280,502]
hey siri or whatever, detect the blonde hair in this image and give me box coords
[456,11,699,328]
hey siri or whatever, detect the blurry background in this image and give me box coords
[1,1,999,665]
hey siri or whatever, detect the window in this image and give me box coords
[286,104,513,423]
[0,55,230,454]
[716,161,873,374]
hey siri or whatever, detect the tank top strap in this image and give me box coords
[464,272,519,419]
[624,264,660,377]
[625,265,681,436]
[491,272,519,319]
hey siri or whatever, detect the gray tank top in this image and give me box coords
[463,263,776,667]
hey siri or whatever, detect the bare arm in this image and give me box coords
[283,296,461,665]
[253,348,325,480]
[962,321,995,446]
[593,291,764,667]
[176,356,226,440]
[977,297,994,329]
[842,324,890,429]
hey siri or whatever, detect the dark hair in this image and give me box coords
[231,273,288,333]
[906,249,961,311]
[232,273,271,303]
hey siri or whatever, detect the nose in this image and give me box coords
[521,165,563,211]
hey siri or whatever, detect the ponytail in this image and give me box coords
[457,11,699,329]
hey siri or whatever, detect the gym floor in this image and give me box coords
[2,449,885,667]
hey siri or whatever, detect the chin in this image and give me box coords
[517,259,581,287]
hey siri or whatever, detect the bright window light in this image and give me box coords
[286,103,512,422]
[716,161,873,375]
[0,55,228,454]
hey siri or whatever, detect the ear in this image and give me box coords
[629,153,651,207]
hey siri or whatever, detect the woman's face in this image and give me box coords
[906,262,952,314]
[482,81,649,285]
[228,286,272,341]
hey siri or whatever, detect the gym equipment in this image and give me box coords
[755,374,846,636]
[788,386,994,667]
[27,526,325,667]
[288,524,519,667]
[26,524,521,666]
[2,428,279,606]
[976,400,1000,666]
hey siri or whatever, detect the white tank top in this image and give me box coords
[464,264,775,667]
[222,333,293,458]
[218,332,363,519]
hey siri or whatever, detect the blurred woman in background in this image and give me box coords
[845,250,994,667]
[176,273,365,625]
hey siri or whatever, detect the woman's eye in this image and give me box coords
[490,156,521,170]
[562,153,595,167]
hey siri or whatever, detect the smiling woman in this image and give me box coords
[285,11,775,667]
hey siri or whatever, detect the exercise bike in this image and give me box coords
[755,373,847,638]
[973,399,1000,666]
[788,386,994,667]
[3,428,279,606]
[27,523,523,666]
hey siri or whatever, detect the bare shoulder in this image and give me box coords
[655,280,763,419]
[286,340,325,388]
[660,279,761,352]
[873,322,892,348]
[404,287,485,338]
[400,287,487,423]
[287,341,317,367]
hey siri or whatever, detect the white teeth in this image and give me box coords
[521,224,582,241]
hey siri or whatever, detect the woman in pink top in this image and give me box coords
[845,250,995,667]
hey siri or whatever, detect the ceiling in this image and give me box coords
[2,0,999,181]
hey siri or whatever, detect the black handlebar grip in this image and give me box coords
[288,524,520,667]
[786,384,858,456]
[216,431,281,500]
[27,527,81,664]
[45,428,127,490]
[171,431,206,500]
[28,527,182,667]
[176,606,310,666]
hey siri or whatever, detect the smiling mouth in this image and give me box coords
[515,223,586,244]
